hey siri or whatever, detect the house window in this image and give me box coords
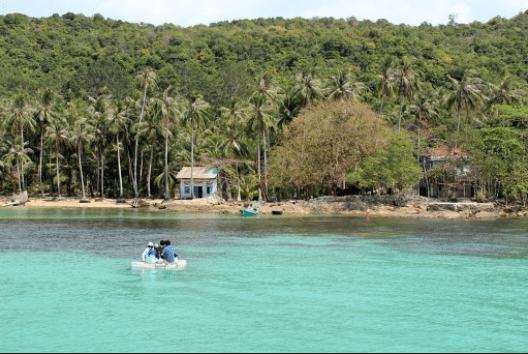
[207,186,212,194]
[184,187,190,194]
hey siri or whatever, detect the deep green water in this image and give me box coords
[1,208,528,353]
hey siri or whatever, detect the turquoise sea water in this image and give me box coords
[1,208,528,352]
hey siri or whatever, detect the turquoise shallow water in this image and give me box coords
[1,208,528,352]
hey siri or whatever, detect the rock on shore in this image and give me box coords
[135,194,509,219]
[2,193,524,219]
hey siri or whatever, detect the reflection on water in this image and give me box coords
[0,208,527,352]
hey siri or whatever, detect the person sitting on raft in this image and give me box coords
[141,242,158,264]
[160,240,177,263]
[156,241,165,259]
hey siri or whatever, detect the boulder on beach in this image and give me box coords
[130,199,151,208]
[2,191,28,207]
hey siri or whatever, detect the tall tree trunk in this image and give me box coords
[257,130,262,201]
[267,130,271,161]
[379,96,384,115]
[55,141,61,199]
[457,99,462,134]
[139,150,144,194]
[236,162,241,202]
[191,119,195,199]
[101,153,105,199]
[455,101,462,151]
[164,121,170,199]
[263,130,268,189]
[16,155,21,193]
[148,144,153,199]
[417,124,421,164]
[20,121,25,189]
[423,159,429,198]
[96,149,100,197]
[39,126,44,197]
[133,83,148,199]
[127,150,134,184]
[78,141,86,200]
[398,92,404,133]
[117,133,123,198]
[279,148,285,202]
[49,147,53,194]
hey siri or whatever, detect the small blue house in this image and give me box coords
[176,167,219,199]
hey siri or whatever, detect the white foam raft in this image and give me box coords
[131,260,187,270]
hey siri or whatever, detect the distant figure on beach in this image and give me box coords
[161,240,177,263]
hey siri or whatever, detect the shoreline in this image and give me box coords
[1,195,524,220]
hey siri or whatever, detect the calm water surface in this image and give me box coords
[1,208,527,352]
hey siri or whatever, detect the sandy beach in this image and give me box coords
[1,194,522,219]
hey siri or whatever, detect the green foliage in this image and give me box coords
[352,133,422,192]
[0,12,527,104]
[2,11,528,201]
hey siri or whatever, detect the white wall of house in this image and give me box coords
[425,158,471,176]
[179,179,218,199]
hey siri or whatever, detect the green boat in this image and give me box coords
[240,206,259,217]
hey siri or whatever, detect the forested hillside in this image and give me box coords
[1,11,528,202]
[3,12,528,103]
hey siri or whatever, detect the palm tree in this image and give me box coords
[487,75,526,126]
[133,68,156,199]
[89,96,110,198]
[107,100,131,200]
[135,100,164,198]
[247,94,274,201]
[8,93,36,189]
[185,92,209,199]
[277,93,302,128]
[250,74,281,197]
[46,117,69,199]
[445,69,487,134]
[160,87,183,200]
[35,88,57,197]
[221,99,250,201]
[252,73,281,103]
[240,174,259,202]
[394,56,417,133]
[376,58,395,115]
[325,71,365,101]
[4,139,33,193]
[408,90,438,162]
[294,71,322,107]
[68,100,93,200]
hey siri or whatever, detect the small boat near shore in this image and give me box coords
[240,206,259,217]
[131,260,187,270]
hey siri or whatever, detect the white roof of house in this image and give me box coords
[176,167,218,179]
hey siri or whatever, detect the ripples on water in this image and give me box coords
[1,208,527,352]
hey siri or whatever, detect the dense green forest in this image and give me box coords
[2,11,528,202]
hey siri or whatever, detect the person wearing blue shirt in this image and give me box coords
[141,242,159,264]
[147,244,158,264]
[161,240,177,263]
